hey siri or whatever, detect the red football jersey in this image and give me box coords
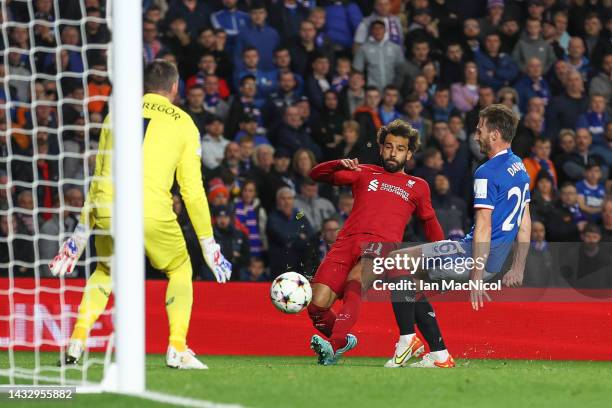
[310,160,442,242]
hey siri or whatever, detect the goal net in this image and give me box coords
[0,0,143,393]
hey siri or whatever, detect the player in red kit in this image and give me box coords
[307,120,446,365]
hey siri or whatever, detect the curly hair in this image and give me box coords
[377,119,421,153]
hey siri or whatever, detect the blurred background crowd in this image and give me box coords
[0,0,611,287]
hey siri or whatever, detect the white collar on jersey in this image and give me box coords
[492,149,508,158]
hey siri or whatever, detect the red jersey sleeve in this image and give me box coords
[309,160,361,186]
[415,180,445,242]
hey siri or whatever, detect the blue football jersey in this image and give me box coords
[575,180,605,222]
[463,149,531,273]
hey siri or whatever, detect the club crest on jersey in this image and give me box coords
[368,179,379,191]
[406,180,416,188]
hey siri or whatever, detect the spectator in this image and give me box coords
[201,75,230,121]
[554,129,577,184]
[207,143,241,191]
[440,133,470,199]
[512,17,556,74]
[332,120,371,163]
[295,177,336,232]
[275,105,322,159]
[499,14,521,55]
[572,223,611,289]
[523,138,558,191]
[210,0,250,54]
[546,70,589,138]
[353,0,403,52]
[589,53,611,102]
[449,114,467,143]
[431,173,469,239]
[14,190,35,275]
[401,94,432,146]
[474,32,519,91]
[234,180,268,259]
[451,61,480,113]
[234,114,270,146]
[183,85,209,134]
[313,90,347,159]
[322,0,363,50]
[575,93,609,146]
[211,204,250,281]
[225,75,263,139]
[237,135,255,175]
[478,0,504,40]
[553,10,570,53]
[413,147,442,188]
[440,41,466,86]
[87,62,111,115]
[531,169,557,221]
[330,57,351,94]
[514,57,551,114]
[234,47,277,103]
[601,197,612,242]
[542,18,565,60]
[545,182,586,242]
[576,161,606,222]
[305,53,332,113]
[513,109,543,159]
[523,220,555,288]
[461,18,481,58]
[565,37,590,81]
[266,187,314,278]
[186,55,231,100]
[302,217,340,278]
[241,257,269,282]
[0,214,16,276]
[264,71,301,129]
[165,0,211,38]
[582,13,610,69]
[337,192,354,222]
[465,86,495,136]
[427,85,460,123]
[272,47,304,93]
[268,0,311,44]
[354,86,383,163]
[378,85,401,125]
[339,70,365,117]
[143,19,162,64]
[234,1,280,71]
[201,116,229,171]
[289,20,334,78]
[353,20,404,92]
[186,26,234,83]
[395,39,430,94]
[563,128,609,183]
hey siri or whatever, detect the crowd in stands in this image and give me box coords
[0,0,611,287]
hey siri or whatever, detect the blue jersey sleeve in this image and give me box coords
[473,166,497,209]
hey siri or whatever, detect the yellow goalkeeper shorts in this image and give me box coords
[93,217,190,274]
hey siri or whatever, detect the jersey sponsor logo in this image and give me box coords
[406,180,416,188]
[368,179,379,191]
[474,178,487,199]
[380,182,410,202]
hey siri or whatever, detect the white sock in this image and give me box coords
[430,349,449,361]
[398,334,415,345]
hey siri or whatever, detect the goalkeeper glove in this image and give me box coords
[49,223,90,277]
[200,236,232,283]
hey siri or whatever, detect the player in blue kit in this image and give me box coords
[384,104,532,367]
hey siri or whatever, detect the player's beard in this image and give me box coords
[382,157,406,173]
[478,136,492,155]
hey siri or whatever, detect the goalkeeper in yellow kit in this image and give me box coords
[50,60,232,370]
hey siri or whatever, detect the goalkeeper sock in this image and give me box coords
[307,303,336,338]
[415,294,446,352]
[330,280,361,352]
[166,259,193,353]
[390,277,416,336]
[71,268,112,342]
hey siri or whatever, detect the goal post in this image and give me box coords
[110,0,144,395]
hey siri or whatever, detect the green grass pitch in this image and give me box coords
[1,352,612,408]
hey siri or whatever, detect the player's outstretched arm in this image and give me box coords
[177,123,232,283]
[471,208,492,311]
[503,204,531,287]
[309,159,361,185]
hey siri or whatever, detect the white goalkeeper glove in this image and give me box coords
[200,237,232,283]
[49,223,90,277]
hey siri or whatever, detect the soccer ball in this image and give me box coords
[270,272,312,314]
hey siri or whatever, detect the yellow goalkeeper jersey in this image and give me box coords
[80,92,213,239]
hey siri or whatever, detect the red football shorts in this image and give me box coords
[312,234,399,295]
